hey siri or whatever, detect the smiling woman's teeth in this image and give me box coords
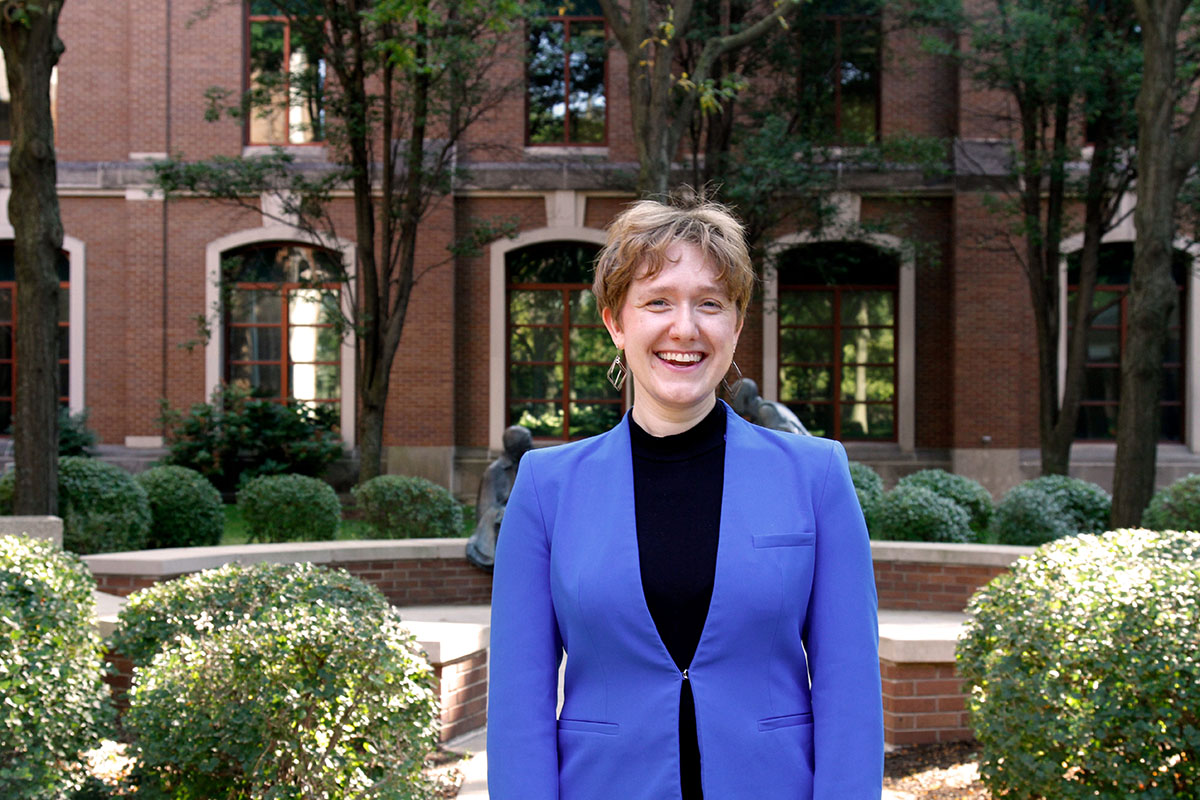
[657,352,703,365]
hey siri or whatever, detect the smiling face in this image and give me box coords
[602,242,743,435]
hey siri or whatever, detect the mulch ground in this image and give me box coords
[883,741,990,800]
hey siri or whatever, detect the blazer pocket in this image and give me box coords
[557,718,619,735]
[752,532,815,548]
[757,711,814,731]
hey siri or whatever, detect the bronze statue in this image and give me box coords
[730,378,811,436]
[466,425,533,572]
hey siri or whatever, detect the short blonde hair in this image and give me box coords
[592,195,754,319]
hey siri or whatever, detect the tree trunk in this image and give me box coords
[0,3,66,515]
[1112,0,1184,526]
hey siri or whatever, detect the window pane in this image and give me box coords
[1162,405,1183,441]
[779,292,832,326]
[838,19,879,144]
[841,327,893,364]
[58,287,69,322]
[1162,368,1183,403]
[289,288,339,325]
[288,324,326,365]
[0,57,9,141]
[0,401,9,434]
[510,290,564,324]
[569,402,621,438]
[510,363,563,401]
[1083,367,1120,402]
[228,288,282,323]
[0,363,10,396]
[569,289,602,324]
[57,326,69,360]
[781,327,834,363]
[508,241,598,283]
[569,326,612,363]
[790,402,833,438]
[229,326,282,362]
[1091,292,1122,326]
[528,20,566,144]
[291,363,339,401]
[841,403,893,439]
[780,365,833,401]
[58,363,68,398]
[230,363,282,397]
[567,21,606,144]
[510,401,564,437]
[1085,328,1120,364]
[510,326,564,363]
[1166,329,1182,363]
[569,364,619,400]
[840,291,892,326]
[1077,404,1118,439]
[313,325,341,363]
[0,327,10,360]
[288,32,326,143]
[841,365,894,401]
[0,289,11,322]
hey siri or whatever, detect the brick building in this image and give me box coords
[6,0,1198,498]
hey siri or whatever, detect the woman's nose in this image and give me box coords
[669,307,700,339]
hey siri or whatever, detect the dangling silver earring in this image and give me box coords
[607,352,627,391]
[722,360,743,396]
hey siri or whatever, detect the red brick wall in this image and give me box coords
[874,560,1007,611]
[881,660,972,746]
[435,650,489,742]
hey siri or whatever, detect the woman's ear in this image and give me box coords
[601,306,624,350]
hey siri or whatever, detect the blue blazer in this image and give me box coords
[488,402,883,799]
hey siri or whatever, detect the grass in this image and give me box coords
[219,503,475,545]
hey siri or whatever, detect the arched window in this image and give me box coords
[222,242,343,411]
[0,243,69,434]
[776,241,898,439]
[1067,242,1188,441]
[506,241,622,440]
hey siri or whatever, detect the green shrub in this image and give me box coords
[0,535,112,799]
[0,471,11,515]
[896,469,993,533]
[58,408,98,457]
[111,561,390,669]
[991,482,1077,546]
[1024,474,1111,533]
[119,563,438,799]
[159,383,343,493]
[1142,473,1200,531]
[958,529,1200,799]
[352,475,465,539]
[58,456,151,554]
[871,484,974,543]
[136,465,224,549]
[848,461,884,519]
[237,473,341,543]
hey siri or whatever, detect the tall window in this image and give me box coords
[1068,243,1187,441]
[507,241,622,439]
[777,242,898,439]
[246,0,326,145]
[792,0,880,145]
[222,243,343,411]
[527,1,607,146]
[0,243,70,434]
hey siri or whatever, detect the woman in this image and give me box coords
[488,196,883,800]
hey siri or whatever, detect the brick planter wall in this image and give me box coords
[880,660,972,746]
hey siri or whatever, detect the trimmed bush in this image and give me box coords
[0,471,11,515]
[896,469,993,533]
[871,484,974,543]
[118,563,438,799]
[1024,474,1111,533]
[111,561,391,669]
[958,529,1200,799]
[991,482,1077,546]
[58,456,151,554]
[848,461,884,519]
[237,473,341,543]
[352,474,465,539]
[58,407,97,457]
[0,535,112,799]
[136,465,224,549]
[1142,473,1200,532]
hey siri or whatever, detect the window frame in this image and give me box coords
[525,9,609,148]
[794,7,882,146]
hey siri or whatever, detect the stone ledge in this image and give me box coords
[83,538,469,575]
[871,540,1034,567]
[0,516,63,546]
[878,609,965,664]
[404,620,490,665]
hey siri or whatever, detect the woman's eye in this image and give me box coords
[701,299,724,310]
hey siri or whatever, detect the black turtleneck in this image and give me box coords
[629,400,726,800]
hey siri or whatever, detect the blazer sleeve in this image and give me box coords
[487,455,563,800]
[803,440,884,798]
